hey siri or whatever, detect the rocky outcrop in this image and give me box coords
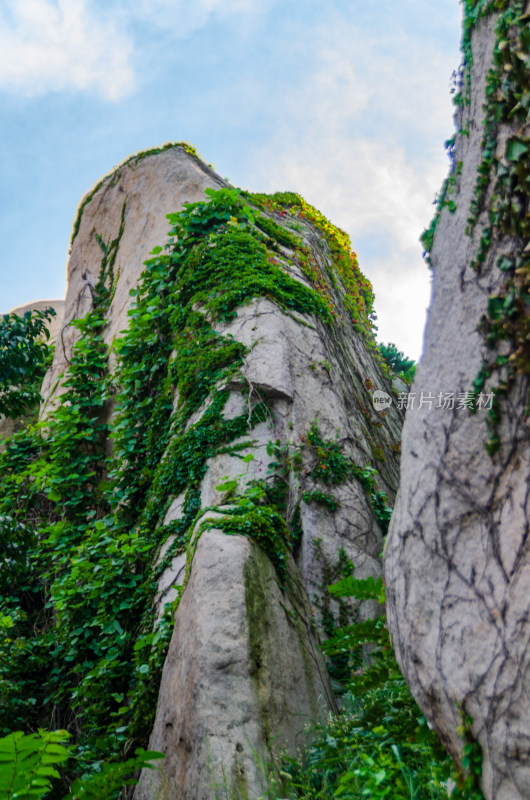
[106,151,401,797]
[384,6,529,799]
[3,144,402,797]
[5,299,65,344]
[40,145,226,409]
[135,529,332,800]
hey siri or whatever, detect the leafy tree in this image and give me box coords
[378,342,416,383]
[0,309,56,419]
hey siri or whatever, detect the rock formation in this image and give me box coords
[0,144,402,798]
[384,5,529,799]
[40,145,227,410]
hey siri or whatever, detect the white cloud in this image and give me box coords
[0,0,135,99]
[252,134,442,361]
[114,0,275,38]
[242,17,456,361]
[0,0,274,99]
[365,249,433,362]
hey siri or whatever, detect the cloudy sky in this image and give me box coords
[0,0,462,360]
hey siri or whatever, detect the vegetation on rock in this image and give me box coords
[378,343,416,384]
[422,0,529,454]
[0,144,487,798]
[0,181,386,797]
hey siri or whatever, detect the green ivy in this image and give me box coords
[304,421,393,534]
[0,181,383,792]
[420,0,528,454]
[275,575,484,800]
[0,728,162,800]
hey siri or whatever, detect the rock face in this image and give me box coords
[384,7,529,800]
[119,153,402,797]
[40,145,226,409]
[135,529,333,800]
[4,144,402,797]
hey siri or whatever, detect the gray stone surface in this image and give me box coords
[384,14,530,800]
[40,146,226,410]
[31,145,403,799]
[135,529,334,800]
[212,296,401,629]
[135,283,401,798]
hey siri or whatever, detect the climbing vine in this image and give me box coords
[421,0,529,454]
[0,175,388,795]
[304,421,393,535]
[466,0,529,453]
[245,190,377,340]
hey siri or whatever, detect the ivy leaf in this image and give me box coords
[497,255,514,272]
[215,479,238,493]
[505,137,528,162]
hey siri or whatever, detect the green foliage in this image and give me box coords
[269,575,484,800]
[245,190,377,339]
[378,343,416,384]
[0,730,69,800]
[468,1,530,453]
[0,308,56,419]
[202,480,291,583]
[304,422,393,535]
[0,182,384,792]
[301,490,339,513]
[62,748,163,800]
[422,0,529,453]
[0,729,162,800]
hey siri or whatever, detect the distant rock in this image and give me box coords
[0,298,64,444]
[6,299,65,343]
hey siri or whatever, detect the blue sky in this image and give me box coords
[0,0,462,360]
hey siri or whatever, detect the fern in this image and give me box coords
[0,730,70,800]
[0,730,163,800]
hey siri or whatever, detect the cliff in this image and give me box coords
[385,3,529,798]
[0,145,402,798]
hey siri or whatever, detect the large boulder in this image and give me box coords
[40,144,226,409]
[3,144,403,797]
[124,154,402,796]
[384,6,529,799]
